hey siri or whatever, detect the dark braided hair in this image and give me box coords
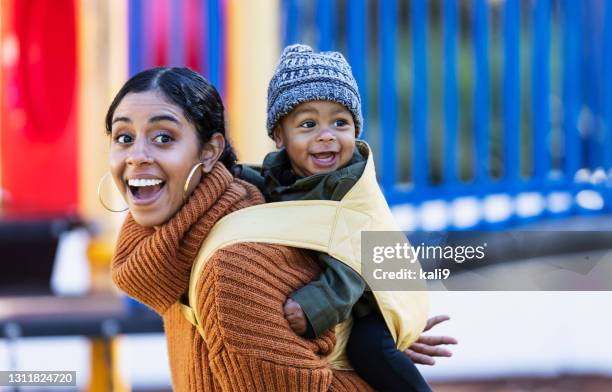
[105,67,237,170]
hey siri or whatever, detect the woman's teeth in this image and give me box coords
[128,178,163,187]
[127,178,165,202]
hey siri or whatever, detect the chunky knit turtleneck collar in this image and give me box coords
[112,162,256,314]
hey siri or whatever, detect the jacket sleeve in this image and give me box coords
[236,164,267,196]
[195,243,337,392]
[289,253,366,338]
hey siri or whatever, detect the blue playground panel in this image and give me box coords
[281,0,612,230]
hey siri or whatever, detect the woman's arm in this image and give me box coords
[404,315,457,365]
[195,243,337,391]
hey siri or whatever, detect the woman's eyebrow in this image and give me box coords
[112,116,131,125]
[149,115,180,124]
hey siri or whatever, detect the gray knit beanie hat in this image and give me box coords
[266,44,363,138]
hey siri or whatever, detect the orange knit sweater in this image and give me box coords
[112,163,374,391]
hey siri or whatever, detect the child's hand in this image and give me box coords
[283,298,307,335]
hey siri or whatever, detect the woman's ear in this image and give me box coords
[200,132,226,173]
[273,126,285,149]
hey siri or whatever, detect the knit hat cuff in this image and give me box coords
[266,81,363,138]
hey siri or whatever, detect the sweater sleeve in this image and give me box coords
[195,243,337,391]
[289,253,366,338]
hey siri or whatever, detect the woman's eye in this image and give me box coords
[116,134,133,144]
[153,133,173,143]
[300,120,316,128]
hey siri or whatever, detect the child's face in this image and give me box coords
[275,101,356,177]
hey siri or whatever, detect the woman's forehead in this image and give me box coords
[114,90,183,120]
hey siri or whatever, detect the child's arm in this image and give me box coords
[285,253,366,338]
[234,164,266,195]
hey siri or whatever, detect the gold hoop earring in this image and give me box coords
[183,162,204,203]
[97,172,128,213]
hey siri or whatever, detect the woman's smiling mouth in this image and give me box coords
[127,178,166,205]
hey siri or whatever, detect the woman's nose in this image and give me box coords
[126,141,153,165]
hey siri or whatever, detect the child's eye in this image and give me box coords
[334,119,349,127]
[300,120,316,129]
[116,134,133,144]
[153,133,173,143]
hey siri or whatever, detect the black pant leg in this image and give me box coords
[346,312,433,392]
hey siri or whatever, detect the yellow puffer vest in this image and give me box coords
[180,141,428,370]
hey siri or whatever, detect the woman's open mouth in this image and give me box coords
[127,178,166,205]
[311,152,338,168]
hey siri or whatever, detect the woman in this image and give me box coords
[105,67,454,391]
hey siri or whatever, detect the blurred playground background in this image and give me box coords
[1,0,612,391]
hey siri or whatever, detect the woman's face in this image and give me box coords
[109,90,204,227]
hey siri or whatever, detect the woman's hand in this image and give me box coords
[283,298,308,335]
[404,315,457,365]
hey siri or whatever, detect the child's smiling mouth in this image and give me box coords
[310,152,338,168]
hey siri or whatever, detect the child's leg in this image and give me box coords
[346,311,432,392]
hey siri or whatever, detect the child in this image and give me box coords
[240,44,432,391]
